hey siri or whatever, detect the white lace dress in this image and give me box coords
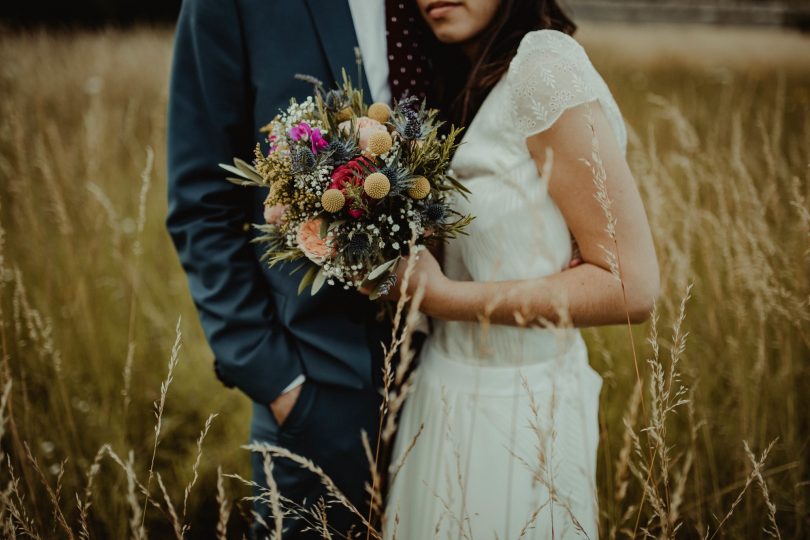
[384,30,627,540]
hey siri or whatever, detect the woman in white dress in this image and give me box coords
[378,1,660,538]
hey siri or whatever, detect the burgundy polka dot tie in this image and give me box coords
[385,0,431,103]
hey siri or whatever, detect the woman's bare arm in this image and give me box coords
[396,101,660,327]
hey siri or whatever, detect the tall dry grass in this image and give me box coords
[578,23,810,539]
[0,26,251,538]
[0,22,808,538]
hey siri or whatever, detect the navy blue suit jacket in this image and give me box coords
[167,0,392,405]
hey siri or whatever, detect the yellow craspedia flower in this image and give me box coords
[336,107,354,122]
[366,131,393,155]
[321,189,346,213]
[364,172,390,199]
[408,176,431,199]
[367,102,391,123]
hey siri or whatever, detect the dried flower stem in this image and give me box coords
[215,466,231,540]
[23,443,74,540]
[181,413,218,533]
[141,317,182,528]
[707,439,777,540]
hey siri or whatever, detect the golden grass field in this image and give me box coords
[0,22,808,538]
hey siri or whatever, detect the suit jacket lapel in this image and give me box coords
[303,0,373,99]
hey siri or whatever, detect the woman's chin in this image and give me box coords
[433,28,474,45]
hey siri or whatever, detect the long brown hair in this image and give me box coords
[422,0,576,127]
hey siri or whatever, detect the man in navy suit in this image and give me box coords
[167,0,429,536]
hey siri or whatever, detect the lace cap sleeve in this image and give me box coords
[506,30,601,139]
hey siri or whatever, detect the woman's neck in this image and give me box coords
[460,36,484,63]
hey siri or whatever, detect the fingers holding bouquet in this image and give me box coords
[357,244,446,303]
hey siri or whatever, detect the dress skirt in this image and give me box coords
[384,336,602,540]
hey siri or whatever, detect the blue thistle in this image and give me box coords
[424,202,446,223]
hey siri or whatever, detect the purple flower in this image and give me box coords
[288,122,328,154]
[288,122,310,142]
[310,128,328,153]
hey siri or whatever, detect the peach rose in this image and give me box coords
[296,218,336,265]
[263,203,287,225]
[338,116,388,152]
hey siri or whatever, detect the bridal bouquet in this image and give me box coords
[222,74,471,299]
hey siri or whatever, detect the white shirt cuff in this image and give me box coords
[281,374,306,394]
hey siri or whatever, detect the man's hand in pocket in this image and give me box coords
[269,384,302,426]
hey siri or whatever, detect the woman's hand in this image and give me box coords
[359,248,450,315]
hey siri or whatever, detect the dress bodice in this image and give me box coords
[429,30,627,365]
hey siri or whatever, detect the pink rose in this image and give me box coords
[339,116,387,151]
[263,204,287,225]
[296,218,335,265]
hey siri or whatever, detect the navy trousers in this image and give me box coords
[249,381,382,539]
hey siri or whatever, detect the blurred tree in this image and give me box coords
[0,0,181,27]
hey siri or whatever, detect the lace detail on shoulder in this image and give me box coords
[506,30,626,152]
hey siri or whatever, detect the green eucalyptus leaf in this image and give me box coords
[366,258,400,282]
[297,265,318,295]
[359,272,382,292]
[369,286,383,302]
[369,275,396,301]
[233,158,263,181]
[219,163,251,179]
[327,220,346,232]
[311,267,328,296]
[225,176,257,186]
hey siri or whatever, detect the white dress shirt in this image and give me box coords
[348,0,392,105]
